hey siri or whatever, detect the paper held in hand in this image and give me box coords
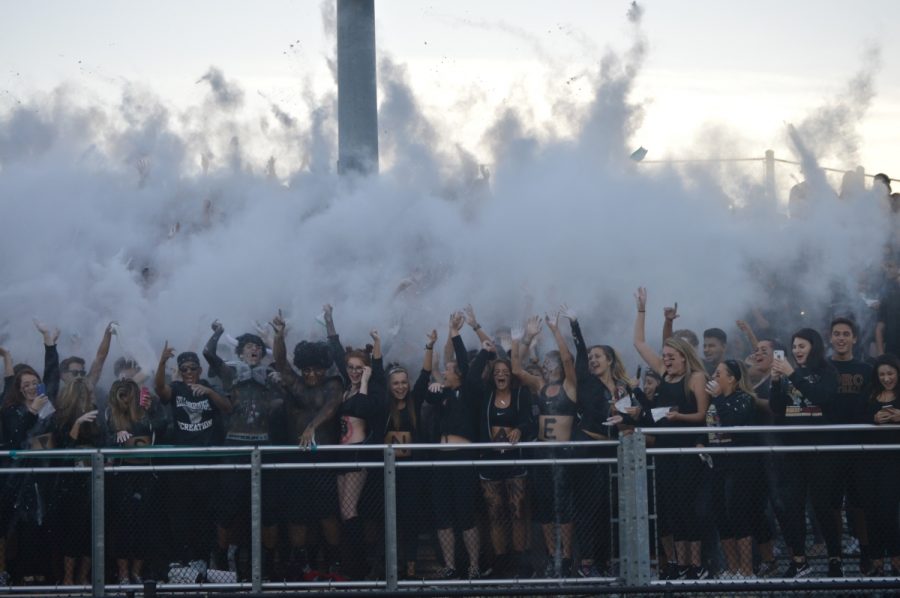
[651,407,671,422]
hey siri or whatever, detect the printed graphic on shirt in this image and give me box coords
[784,375,823,418]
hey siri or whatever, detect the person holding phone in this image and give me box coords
[859,354,900,575]
[769,328,839,578]
[105,379,169,585]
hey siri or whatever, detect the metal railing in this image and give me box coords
[1,426,899,594]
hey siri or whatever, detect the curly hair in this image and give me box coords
[293,341,332,371]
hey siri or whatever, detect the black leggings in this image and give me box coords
[573,458,612,564]
[777,453,843,558]
[654,455,704,543]
[697,455,760,540]
[859,454,900,560]
[397,466,425,564]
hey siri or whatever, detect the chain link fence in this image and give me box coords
[0,428,897,594]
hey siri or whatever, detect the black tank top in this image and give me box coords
[653,377,697,447]
[536,384,577,417]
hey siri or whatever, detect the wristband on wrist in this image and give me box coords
[425,344,434,351]
[472,323,482,331]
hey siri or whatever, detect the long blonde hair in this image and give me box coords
[662,337,707,398]
[53,378,98,436]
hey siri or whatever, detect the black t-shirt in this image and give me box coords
[829,358,872,424]
[170,380,219,446]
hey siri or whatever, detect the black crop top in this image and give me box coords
[490,399,520,428]
[536,384,577,417]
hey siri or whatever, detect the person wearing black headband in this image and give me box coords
[697,359,759,579]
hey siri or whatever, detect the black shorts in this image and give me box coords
[478,448,527,481]
[279,451,339,524]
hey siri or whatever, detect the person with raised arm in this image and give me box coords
[203,320,282,580]
[321,304,385,579]
[512,312,578,578]
[155,342,231,583]
[59,321,116,394]
[270,310,344,579]
[412,317,481,580]
[564,304,642,578]
[769,328,839,578]
[466,308,535,578]
[633,287,710,580]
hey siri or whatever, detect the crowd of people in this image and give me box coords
[0,246,899,587]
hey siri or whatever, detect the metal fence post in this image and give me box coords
[383,447,398,592]
[91,451,105,597]
[618,432,651,586]
[251,448,262,593]
[630,430,651,585]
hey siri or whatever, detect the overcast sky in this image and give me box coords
[2,0,898,177]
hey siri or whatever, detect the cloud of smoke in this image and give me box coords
[0,3,893,383]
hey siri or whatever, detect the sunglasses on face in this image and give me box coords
[179,365,200,374]
[67,370,87,378]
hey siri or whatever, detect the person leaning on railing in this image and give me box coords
[769,328,839,578]
[858,353,900,576]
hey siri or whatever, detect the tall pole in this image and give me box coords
[337,0,379,176]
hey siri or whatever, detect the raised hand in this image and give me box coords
[634,287,647,312]
[211,319,224,334]
[426,330,438,349]
[449,311,465,334]
[106,321,119,336]
[360,366,373,387]
[663,302,679,322]
[370,329,380,343]
[160,341,175,362]
[270,309,286,336]
[464,304,479,329]
[33,318,60,345]
[524,315,543,340]
[482,339,496,353]
[511,327,524,342]
[322,304,334,323]
[544,312,560,332]
[558,303,577,322]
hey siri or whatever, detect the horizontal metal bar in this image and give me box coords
[648,443,900,455]
[261,461,384,470]
[639,424,900,434]
[396,576,619,586]
[0,466,92,474]
[639,158,764,164]
[395,458,617,468]
[106,463,252,472]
